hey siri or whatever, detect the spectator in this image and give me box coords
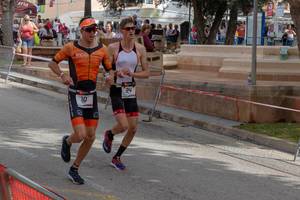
[104,22,116,38]
[267,24,276,46]
[45,18,52,30]
[59,23,70,44]
[284,24,296,46]
[132,14,142,35]
[39,24,54,40]
[18,15,38,66]
[236,22,245,45]
[36,15,42,24]
[143,19,150,25]
[219,23,226,43]
[172,24,180,49]
[204,25,210,38]
[157,24,162,30]
[190,25,198,44]
[13,19,20,44]
[140,24,154,52]
[149,23,156,40]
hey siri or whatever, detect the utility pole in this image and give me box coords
[251,0,258,85]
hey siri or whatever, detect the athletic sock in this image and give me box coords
[114,145,127,158]
[107,130,114,140]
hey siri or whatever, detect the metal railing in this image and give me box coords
[0,164,65,200]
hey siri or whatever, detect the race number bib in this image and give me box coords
[76,94,93,108]
[121,86,136,99]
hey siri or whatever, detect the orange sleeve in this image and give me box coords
[53,43,73,63]
[101,47,112,71]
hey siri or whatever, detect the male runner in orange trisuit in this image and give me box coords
[48,17,113,184]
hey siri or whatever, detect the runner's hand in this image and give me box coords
[105,74,114,86]
[116,70,125,78]
[121,68,133,77]
[61,74,74,86]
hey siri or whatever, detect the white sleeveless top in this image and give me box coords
[115,43,138,84]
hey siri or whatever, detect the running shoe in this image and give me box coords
[61,135,71,162]
[68,167,84,185]
[111,157,126,171]
[102,130,113,153]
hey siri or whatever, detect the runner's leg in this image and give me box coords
[120,116,138,147]
[73,126,96,167]
[111,113,128,134]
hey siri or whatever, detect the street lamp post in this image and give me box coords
[251,0,258,85]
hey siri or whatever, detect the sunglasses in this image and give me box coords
[123,26,136,31]
[83,26,98,33]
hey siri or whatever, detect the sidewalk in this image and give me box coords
[0,65,298,155]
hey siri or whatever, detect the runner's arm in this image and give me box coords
[130,44,149,79]
[106,44,117,84]
[48,44,73,85]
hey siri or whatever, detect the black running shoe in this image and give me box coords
[61,135,71,163]
[102,130,113,153]
[68,167,84,185]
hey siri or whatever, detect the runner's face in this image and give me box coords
[81,25,97,42]
[122,23,135,40]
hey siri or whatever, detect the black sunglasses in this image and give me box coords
[84,26,98,33]
[123,26,136,31]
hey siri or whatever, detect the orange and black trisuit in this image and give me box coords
[53,41,112,127]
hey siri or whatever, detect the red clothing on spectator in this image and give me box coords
[141,32,154,52]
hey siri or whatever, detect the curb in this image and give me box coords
[2,72,297,155]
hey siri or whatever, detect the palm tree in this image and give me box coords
[84,0,92,17]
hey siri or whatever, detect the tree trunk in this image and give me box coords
[84,0,92,17]
[225,2,238,45]
[288,0,300,57]
[1,0,15,46]
[192,0,206,44]
[206,1,227,44]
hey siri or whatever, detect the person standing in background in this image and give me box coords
[104,22,116,38]
[236,22,245,45]
[267,24,276,46]
[284,24,296,46]
[18,15,38,66]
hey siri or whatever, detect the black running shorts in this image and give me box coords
[68,90,99,127]
[110,85,139,117]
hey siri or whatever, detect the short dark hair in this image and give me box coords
[120,17,134,29]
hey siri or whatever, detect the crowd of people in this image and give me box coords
[188,20,297,47]
[97,15,181,53]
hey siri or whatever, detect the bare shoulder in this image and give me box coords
[135,42,146,53]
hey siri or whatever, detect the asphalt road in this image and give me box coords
[1,79,300,200]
